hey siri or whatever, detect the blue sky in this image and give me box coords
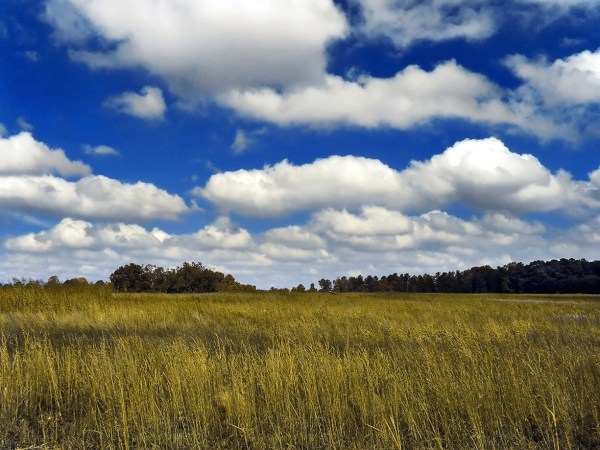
[1,0,600,288]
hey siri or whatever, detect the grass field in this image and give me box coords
[0,285,599,449]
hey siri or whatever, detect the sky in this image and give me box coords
[1,0,600,288]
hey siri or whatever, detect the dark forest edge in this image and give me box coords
[1,258,599,295]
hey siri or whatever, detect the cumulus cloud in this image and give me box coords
[352,0,600,50]
[0,175,188,221]
[83,144,120,156]
[41,0,598,139]
[353,0,496,48]
[262,226,326,250]
[197,154,407,217]
[4,207,596,289]
[187,217,253,250]
[104,86,167,120]
[308,207,545,253]
[198,137,599,217]
[401,137,586,213]
[45,0,348,95]
[0,132,90,176]
[6,218,170,252]
[506,49,600,105]
[222,61,559,137]
[3,217,260,286]
[3,217,258,282]
[0,132,187,221]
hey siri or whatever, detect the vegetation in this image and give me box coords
[109,262,256,293]
[317,258,600,294]
[0,284,599,449]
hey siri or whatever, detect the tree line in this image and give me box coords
[1,258,598,295]
[304,259,600,294]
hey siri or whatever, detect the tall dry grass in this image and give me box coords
[0,285,599,449]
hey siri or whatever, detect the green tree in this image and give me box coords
[318,278,332,292]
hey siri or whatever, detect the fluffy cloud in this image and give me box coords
[0,175,188,221]
[104,86,167,120]
[352,0,600,50]
[506,49,600,105]
[197,154,407,217]
[258,225,331,263]
[309,208,545,253]
[3,217,258,281]
[45,0,348,95]
[187,217,253,250]
[44,0,592,138]
[401,137,586,213]
[222,61,559,137]
[3,217,257,274]
[198,137,599,217]
[0,132,187,221]
[353,0,496,48]
[0,132,90,176]
[6,218,170,252]
[4,207,595,289]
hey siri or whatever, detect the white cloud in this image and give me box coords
[312,206,413,237]
[104,86,167,120]
[197,154,407,217]
[0,175,188,221]
[353,0,496,48]
[83,144,120,156]
[262,226,326,249]
[506,49,600,105]
[0,123,7,137]
[352,0,600,50]
[187,217,253,249]
[222,61,559,137]
[4,207,596,289]
[401,137,585,213]
[3,217,259,283]
[309,208,494,252]
[198,137,599,217]
[44,0,96,44]
[17,117,34,132]
[45,0,348,95]
[6,218,170,252]
[41,0,598,140]
[0,132,187,221]
[0,132,90,176]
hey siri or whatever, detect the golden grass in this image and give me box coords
[1,285,599,449]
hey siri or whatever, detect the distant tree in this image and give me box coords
[63,277,89,287]
[318,278,332,292]
[110,263,147,293]
[46,275,60,286]
[309,283,318,292]
[109,261,255,294]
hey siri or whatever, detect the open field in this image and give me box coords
[0,285,599,449]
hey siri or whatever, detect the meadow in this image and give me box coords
[0,284,599,449]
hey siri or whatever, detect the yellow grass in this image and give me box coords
[1,285,599,449]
